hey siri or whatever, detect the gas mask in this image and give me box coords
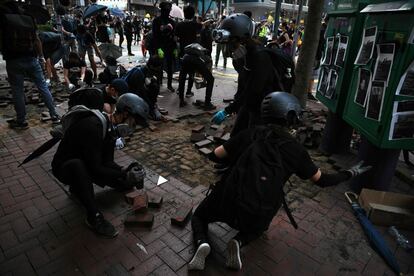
[232,44,247,60]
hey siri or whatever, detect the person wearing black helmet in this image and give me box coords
[123,56,164,120]
[188,92,371,271]
[52,93,149,238]
[152,1,176,92]
[211,13,287,136]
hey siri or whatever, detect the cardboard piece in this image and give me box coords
[171,206,193,227]
[359,189,414,229]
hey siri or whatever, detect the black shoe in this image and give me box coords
[167,86,175,93]
[8,119,29,130]
[51,115,61,125]
[203,102,216,111]
[128,53,135,56]
[186,91,194,98]
[179,100,187,107]
[226,239,242,270]
[85,213,118,238]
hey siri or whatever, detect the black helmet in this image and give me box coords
[213,13,254,43]
[116,93,149,123]
[261,92,302,125]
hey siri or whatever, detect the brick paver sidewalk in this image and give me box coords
[0,121,413,275]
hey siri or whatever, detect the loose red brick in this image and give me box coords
[124,190,141,204]
[191,125,205,133]
[194,139,211,148]
[124,212,154,228]
[190,132,205,143]
[171,206,192,227]
[132,193,148,213]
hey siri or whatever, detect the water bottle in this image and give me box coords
[388,226,413,251]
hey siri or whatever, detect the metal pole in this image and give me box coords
[291,0,303,57]
[273,0,282,37]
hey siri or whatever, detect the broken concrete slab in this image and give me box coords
[190,132,205,143]
[199,147,212,156]
[195,139,212,148]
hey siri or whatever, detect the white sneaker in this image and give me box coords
[226,239,242,270]
[188,242,211,270]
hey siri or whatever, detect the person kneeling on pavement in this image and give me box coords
[51,93,149,238]
[188,92,372,271]
[178,43,215,110]
[123,56,164,120]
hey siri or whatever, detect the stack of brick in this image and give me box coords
[190,124,231,156]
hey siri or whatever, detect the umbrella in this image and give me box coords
[169,4,184,19]
[18,136,61,167]
[345,192,401,275]
[22,4,51,24]
[109,7,125,18]
[98,43,122,60]
[83,4,107,19]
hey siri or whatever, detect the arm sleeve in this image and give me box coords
[78,118,124,179]
[314,171,352,187]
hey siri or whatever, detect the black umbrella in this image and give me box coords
[83,4,107,19]
[22,4,51,24]
[18,136,61,167]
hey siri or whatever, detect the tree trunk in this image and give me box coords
[291,0,324,107]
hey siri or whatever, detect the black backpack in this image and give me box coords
[1,13,36,57]
[68,87,105,111]
[215,127,298,233]
[262,48,296,93]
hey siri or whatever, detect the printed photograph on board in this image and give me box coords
[396,60,414,97]
[355,26,377,65]
[389,113,414,140]
[335,35,349,68]
[322,37,334,66]
[318,67,329,95]
[396,100,414,113]
[365,81,386,121]
[373,43,395,84]
[325,70,338,99]
[354,68,371,107]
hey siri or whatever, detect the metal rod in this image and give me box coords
[273,0,282,37]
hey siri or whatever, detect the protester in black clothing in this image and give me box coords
[39,32,64,83]
[96,12,110,43]
[200,20,213,56]
[124,56,163,120]
[133,16,141,45]
[52,93,149,238]
[124,17,134,56]
[211,14,277,136]
[178,43,215,110]
[77,25,104,80]
[115,18,124,48]
[152,1,176,92]
[63,52,87,89]
[188,92,372,271]
[103,78,129,113]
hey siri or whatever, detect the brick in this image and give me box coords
[194,139,211,148]
[133,193,148,213]
[160,232,187,253]
[151,264,176,276]
[0,230,19,251]
[189,132,205,143]
[124,212,154,228]
[171,206,192,227]
[198,147,212,156]
[191,125,205,133]
[139,225,169,245]
[4,238,39,259]
[156,246,186,271]
[0,254,28,275]
[125,190,142,204]
[26,246,50,268]
[210,124,220,130]
[11,217,31,235]
[147,193,163,208]
[148,125,158,132]
[220,133,231,142]
[130,255,163,275]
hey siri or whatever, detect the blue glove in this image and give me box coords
[212,110,227,124]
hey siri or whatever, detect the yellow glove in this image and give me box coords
[157,48,165,59]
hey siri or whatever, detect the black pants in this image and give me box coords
[118,32,124,47]
[158,50,174,88]
[178,56,214,103]
[192,190,262,247]
[126,35,133,54]
[53,159,121,218]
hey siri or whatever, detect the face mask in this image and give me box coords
[232,45,247,59]
[161,9,170,17]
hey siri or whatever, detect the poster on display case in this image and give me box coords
[354,68,371,107]
[365,81,386,121]
[373,43,395,85]
[318,67,329,95]
[334,35,349,68]
[325,70,338,99]
[389,112,414,140]
[355,26,377,65]
[322,37,334,65]
[396,60,414,97]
